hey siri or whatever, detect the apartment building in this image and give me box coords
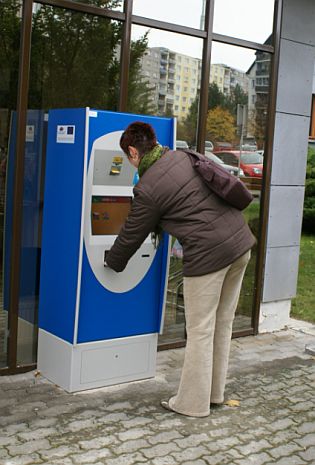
[246,48,271,142]
[210,63,249,95]
[140,47,201,121]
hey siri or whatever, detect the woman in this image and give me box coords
[105,121,255,417]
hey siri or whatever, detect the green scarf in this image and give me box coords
[138,144,164,178]
[137,144,165,247]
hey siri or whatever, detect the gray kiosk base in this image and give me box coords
[38,329,158,392]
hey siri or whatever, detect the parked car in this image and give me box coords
[189,141,214,151]
[241,139,258,151]
[204,151,244,177]
[240,143,258,151]
[205,140,214,151]
[213,150,263,178]
[176,140,189,150]
[213,141,234,152]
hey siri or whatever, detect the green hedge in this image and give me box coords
[305,179,315,196]
[303,148,315,233]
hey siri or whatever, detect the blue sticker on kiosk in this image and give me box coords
[133,172,139,185]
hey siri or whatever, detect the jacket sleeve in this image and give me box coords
[105,186,161,272]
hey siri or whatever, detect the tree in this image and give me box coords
[181,81,248,147]
[180,96,199,145]
[208,82,225,110]
[0,0,21,132]
[206,106,236,143]
[30,4,123,110]
[224,84,248,115]
[0,0,152,114]
[127,32,157,115]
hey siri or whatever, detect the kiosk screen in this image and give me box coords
[91,196,132,235]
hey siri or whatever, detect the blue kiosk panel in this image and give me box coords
[39,108,87,343]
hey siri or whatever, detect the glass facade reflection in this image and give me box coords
[1,0,277,371]
[213,0,275,43]
[67,0,123,11]
[129,25,202,125]
[0,0,22,368]
[133,0,205,30]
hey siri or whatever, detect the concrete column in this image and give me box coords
[259,0,315,332]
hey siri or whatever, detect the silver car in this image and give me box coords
[204,151,244,177]
[176,140,189,150]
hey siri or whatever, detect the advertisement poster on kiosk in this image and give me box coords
[38,108,175,392]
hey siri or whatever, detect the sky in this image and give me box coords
[131,0,275,72]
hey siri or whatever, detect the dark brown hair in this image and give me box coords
[120,121,157,157]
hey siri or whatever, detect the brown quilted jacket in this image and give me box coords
[106,149,256,276]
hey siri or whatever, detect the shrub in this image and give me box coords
[302,148,315,233]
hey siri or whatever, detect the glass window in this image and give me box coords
[213,0,275,44]
[15,4,122,366]
[68,0,123,10]
[29,6,121,113]
[132,0,205,30]
[0,0,22,369]
[130,25,202,346]
[209,42,272,332]
[129,25,202,121]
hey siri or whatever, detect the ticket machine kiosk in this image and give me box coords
[38,108,175,392]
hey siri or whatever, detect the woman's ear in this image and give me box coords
[128,146,139,159]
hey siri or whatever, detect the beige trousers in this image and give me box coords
[168,250,251,417]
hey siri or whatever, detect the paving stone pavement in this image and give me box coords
[0,323,315,465]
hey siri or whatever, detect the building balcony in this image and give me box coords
[255,86,269,93]
[256,70,270,76]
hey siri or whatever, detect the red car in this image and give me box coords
[213,150,264,178]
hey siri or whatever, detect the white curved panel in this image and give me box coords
[84,130,156,293]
